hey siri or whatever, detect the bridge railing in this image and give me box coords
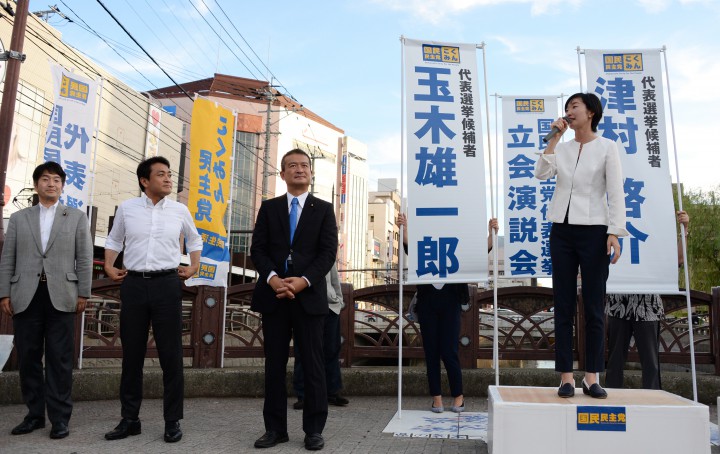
[0,282,717,374]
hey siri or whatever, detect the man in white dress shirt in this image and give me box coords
[103,156,202,443]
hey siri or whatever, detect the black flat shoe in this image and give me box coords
[328,394,349,406]
[558,382,575,398]
[304,433,325,451]
[254,430,289,448]
[293,399,304,410]
[104,418,141,440]
[164,420,182,443]
[11,417,45,435]
[50,422,69,439]
[582,379,608,399]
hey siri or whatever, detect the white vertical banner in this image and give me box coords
[144,103,162,158]
[43,62,99,210]
[403,38,488,284]
[501,96,559,278]
[584,49,677,293]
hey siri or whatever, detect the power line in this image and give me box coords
[95,0,193,101]
[185,0,262,81]
[58,1,205,82]
[124,0,210,77]
[210,0,298,103]
[20,22,188,154]
[197,0,266,78]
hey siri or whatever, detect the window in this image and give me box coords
[229,132,259,253]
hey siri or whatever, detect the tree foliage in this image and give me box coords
[676,185,720,293]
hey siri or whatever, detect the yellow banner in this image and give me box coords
[188,98,233,285]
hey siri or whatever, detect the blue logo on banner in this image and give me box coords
[422,44,460,63]
[577,406,626,431]
[197,262,217,280]
[60,74,89,103]
[603,53,643,72]
[515,99,545,113]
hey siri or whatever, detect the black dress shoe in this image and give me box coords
[328,394,349,406]
[254,430,289,448]
[582,379,608,399]
[104,418,141,440]
[304,433,325,451]
[557,382,575,398]
[164,420,182,443]
[11,417,45,435]
[50,422,69,439]
[293,398,304,410]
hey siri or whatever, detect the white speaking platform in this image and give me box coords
[488,385,709,454]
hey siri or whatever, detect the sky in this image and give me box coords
[37,0,720,194]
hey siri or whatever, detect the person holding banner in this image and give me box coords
[605,211,690,390]
[534,93,627,399]
[398,215,498,413]
[250,149,337,451]
[0,162,93,439]
[103,156,202,443]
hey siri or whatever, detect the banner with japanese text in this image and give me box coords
[585,49,677,293]
[403,38,488,284]
[144,104,162,158]
[185,98,234,287]
[43,62,99,210]
[501,96,559,278]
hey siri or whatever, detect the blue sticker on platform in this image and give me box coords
[577,406,626,432]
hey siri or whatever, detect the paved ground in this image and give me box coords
[0,396,489,453]
[0,395,717,453]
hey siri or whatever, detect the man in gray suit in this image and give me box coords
[0,161,93,439]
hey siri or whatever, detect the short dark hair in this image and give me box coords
[136,156,170,193]
[32,161,66,185]
[565,93,603,132]
[280,149,311,171]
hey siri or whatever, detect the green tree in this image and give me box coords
[676,185,720,293]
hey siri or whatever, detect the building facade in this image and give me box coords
[1,14,184,247]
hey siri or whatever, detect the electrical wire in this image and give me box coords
[210,0,298,103]
[95,0,193,100]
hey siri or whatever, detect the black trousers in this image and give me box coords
[13,281,75,425]
[417,288,463,398]
[293,310,343,399]
[262,299,327,435]
[606,316,661,389]
[119,273,184,422]
[550,223,610,373]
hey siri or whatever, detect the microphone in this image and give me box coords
[542,116,571,143]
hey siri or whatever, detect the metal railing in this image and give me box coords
[1,281,717,374]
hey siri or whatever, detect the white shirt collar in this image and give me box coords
[286,191,309,208]
[38,200,60,212]
[141,191,167,208]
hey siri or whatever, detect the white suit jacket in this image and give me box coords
[0,204,93,314]
[534,136,628,237]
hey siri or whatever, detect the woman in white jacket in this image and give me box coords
[535,93,628,399]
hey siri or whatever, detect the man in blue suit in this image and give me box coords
[250,149,337,451]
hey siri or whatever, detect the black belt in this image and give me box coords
[126,269,177,279]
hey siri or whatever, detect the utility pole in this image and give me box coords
[308,150,325,195]
[259,81,303,199]
[261,84,276,199]
[0,0,30,251]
